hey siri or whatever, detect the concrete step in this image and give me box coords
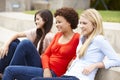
[0,12,35,32]
[0,26,17,47]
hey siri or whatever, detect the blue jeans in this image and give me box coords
[31,76,79,80]
[2,66,56,80]
[9,39,42,67]
[2,39,55,80]
[0,39,20,73]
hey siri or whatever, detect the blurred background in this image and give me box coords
[0,0,120,12]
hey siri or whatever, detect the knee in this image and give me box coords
[19,39,33,47]
[4,66,12,74]
[9,39,20,48]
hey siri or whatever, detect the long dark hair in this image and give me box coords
[34,9,53,55]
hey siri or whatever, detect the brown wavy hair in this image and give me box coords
[54,7,79,29]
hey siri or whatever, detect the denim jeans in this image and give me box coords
[31,75,79,80]
[9,39,42,67]
[2,66,56,80]
[0,39,20,73]
[2,39,55,80]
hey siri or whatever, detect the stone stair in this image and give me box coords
[0,26,17,47]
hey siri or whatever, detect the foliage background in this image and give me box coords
[90,0,120,10]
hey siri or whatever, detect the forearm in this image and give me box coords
[43,68,52,77]
[95,62,105,69]
[82,62,105,75]
[5,32,25,47]
[4,34,19,47]
[67,59,74,69]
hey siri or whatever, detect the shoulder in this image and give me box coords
[74,32,80,38]
[45,32,55,40]
[72,33,80,43]
[45,32,62,41]
[54,32,62,38]
[72,33,80,41]
[45,32,55,37]
[93,35,105,42]
[92,35,107,47]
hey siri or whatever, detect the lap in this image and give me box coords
[6,66,44,76]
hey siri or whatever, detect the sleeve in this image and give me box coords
[24,28,36,42]
[41,33,58,69]
[96,35,120,69]
[42,32,55,53]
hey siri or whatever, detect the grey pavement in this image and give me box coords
[0,12,34,20]
[0,26,17,47]
[0,12,34,47]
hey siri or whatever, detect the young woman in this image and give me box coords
[0,9,54,77]
[2,7,80,80]
[31,8,120,80]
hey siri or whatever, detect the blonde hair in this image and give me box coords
[79,8,104,58]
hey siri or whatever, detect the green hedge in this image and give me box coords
[90,0,120,10]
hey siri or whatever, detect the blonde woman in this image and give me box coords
[31,8,120,80]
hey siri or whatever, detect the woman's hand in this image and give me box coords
[82,63,97,75]
[0,44,9,59]
[43,68,52,78]
[67,59,74,69]
[82,62,104,75]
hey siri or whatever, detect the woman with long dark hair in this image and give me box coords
[0,9,54,77]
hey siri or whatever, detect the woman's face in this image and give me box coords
[79,16,94,37]
[35,14,45,29]
[55,16,71,33]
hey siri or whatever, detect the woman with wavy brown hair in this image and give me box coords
[0,9,54,78]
